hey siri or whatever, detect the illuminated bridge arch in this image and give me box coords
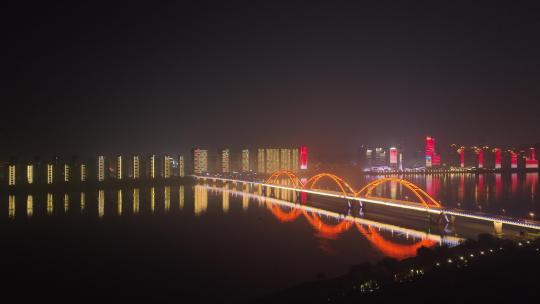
[265,170,302,188]
[355,177,441,208]
[303,173,355,197]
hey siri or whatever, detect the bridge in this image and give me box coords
[193,170,540,233]
[202,184,463,260]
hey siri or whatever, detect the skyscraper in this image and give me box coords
[265,148,280,173]
[280,148,292,170]
[292,148,299,172]
[132,155,140,179]
[192,148,208,175]
[80,163,87,182]
[389,147,398,169]
[300,145,308,170]
[178,155,185,177]
[64,163,70,182]
[8,164,16,186]
[26,164,34,184]
[163,155,172,178]
[98,156,105,182]
[47,163,54,184]
[149,155,156,179]
[116,155,123,180]
[257,149,265,173]
[219,149,230,173]
[425,136,441,167]
[241,149,249,172]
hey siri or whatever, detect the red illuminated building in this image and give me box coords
[510,150,518,169]
[474,148,484,168]
[300,145,308,170]
[425,136,440,167]
[525,148,538,169]
[493,148,501,169]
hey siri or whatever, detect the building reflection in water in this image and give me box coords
[511,173,518,196]
[80,192,86,213]
[98,190,105,218]
[64,194,69,213]
[494,174,502,201]
[164,186,171,213]
[194,185,208,216]
[47,193,54,215]
[117,190,123,216]
[27,195,33,218]
[150,187,155,214]
[242,184,249,211]
[222,184,229,213]
[8,195,15,218]
[133,189,140,214]
[178,186,184,210]
[526,173,537,202]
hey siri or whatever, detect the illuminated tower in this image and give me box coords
[219,149,230,173]
[425,136,441,167]
[526,148,538,169]
[241,149,249,172]
[98,156,105,182]
[300,145,308,170]
[191,149,208,175]
[163,155,172,178]
[257,149,265,173]
[389,147,398,169]
[457,146,465,168]
[8,164,16,186]
[493,148,502,169]
[116,155,123,180]
[178,155,185,177]
[26,164,34,184]
[149,155,156,179]
[509,150,518,169]
[80,163,87,182]
[64,163,70,182]
[365,149,373,169]
[374,148,386,167]
[398,153,403,171]
[132,155,140,179]
[474,147,484,168]
[47,163,54,184]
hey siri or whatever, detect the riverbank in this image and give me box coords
[256,234,540,303]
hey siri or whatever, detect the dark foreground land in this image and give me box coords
[257,234,540,303]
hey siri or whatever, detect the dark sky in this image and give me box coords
[3,1,540,158]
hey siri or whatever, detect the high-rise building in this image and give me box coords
[280,149,292,170]
[292,148,299,172]
[374,148,386,167]
[425,136,441,167]
[526,148,538,169]
[178,155,185,177]
[389,147,398,169]
[257,149,265,173]
[300,145,308,170]
[149,155,156,179]
[80,163,87,182]
[398,153,403,171]
[219,149,230,173]
[8,164,16,186]
[132,155,140,179]
[163,155,172,178]
[64,164,70,182]
[98,156,105,182]
[493,148,502,169]
[192,149,208,175]
[366,149,373,169]
[47,163,54,184]
[265,148,280,173]
[26,164,34,184]
[241,149,249,172]
[116,155,123,180]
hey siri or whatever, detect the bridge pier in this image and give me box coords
[493,221,503,235]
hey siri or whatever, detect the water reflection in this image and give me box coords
[98,190,104,218]
[133,189,140,214]
[164,186,171,213]
[80,192,86,213]
[27,195,33,218]
[64,194,69,213]
[117,190,123,216]
[9,195,15,218]
[47,193,53,215]
[194,185,208,215]
[150,187,155,214]
[178,186,184,210]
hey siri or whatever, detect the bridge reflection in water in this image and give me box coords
[203,183,462,260]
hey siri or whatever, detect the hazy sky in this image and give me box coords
[3,1,540,158]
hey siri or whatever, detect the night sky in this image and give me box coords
[3,1,540,158]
